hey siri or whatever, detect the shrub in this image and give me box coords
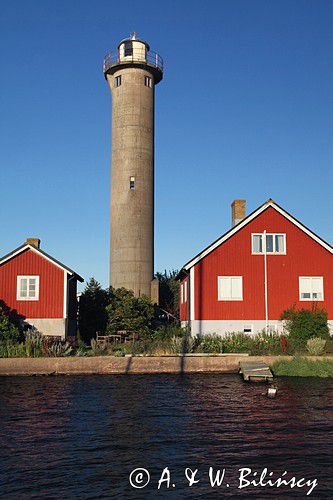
[0,342,26,358]
[89,338,110,356]
[42,340,73,357]
[306,338,326,356]
[280,306,329,348]
[196,334,223,353]
[273,356,333,377]
[280,335,289,354]
[24,327,43,357]
[221,332,252,353]
[152,324,186,341]
[249,331,282,355]
[0,308,20,344]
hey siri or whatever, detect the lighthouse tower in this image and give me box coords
[104,34,163,298]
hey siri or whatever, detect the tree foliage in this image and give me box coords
[155,270,179,318]
[78,278,111,342]
[105,288,155,337]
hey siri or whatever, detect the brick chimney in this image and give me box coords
[231,200,246,227]
[26,238,41,249]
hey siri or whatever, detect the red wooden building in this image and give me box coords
[0,238,83,339]
[178,200,333,336]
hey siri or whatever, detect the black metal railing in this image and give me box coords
[103,48,164,74]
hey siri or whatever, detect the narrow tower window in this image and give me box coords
[145,76,152,87]
[130,176,135,189]
[115,75,122,87]
[124,41,133,57]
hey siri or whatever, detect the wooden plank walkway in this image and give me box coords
[239,360,274,382]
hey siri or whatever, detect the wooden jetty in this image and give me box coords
[239,360,274,382]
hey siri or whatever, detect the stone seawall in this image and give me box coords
[0,355,331,376]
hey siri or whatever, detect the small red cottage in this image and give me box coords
[178,200,333,336]
[0,238,84,339]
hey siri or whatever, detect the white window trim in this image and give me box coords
[17,275,40,301]
[218,276,243,301]
[252,233,286,255]
[180,283,184,304]
[299,276,324,301]
[184,280,188,303]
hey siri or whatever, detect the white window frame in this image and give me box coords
[17,275,40,301]
[299,276,324,301]
[180,283,184,304]
[115,75,122,87]
[243,324,253,334]
[218,276,243,301]
[184,280,187,303]
[252,233,286,255]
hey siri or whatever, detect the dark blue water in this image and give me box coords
[0,374,332,498]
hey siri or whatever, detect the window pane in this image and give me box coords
[275,235,285,253]
[220,278,231,299]
[253,235,262,253]
[231,277,242,299]
[300,278,311,293]
[301,292,311,299]
[266,235,273,252]
[21,278,27,290]
[312,278,323,294]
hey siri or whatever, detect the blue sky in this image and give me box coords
[1,0,332,288]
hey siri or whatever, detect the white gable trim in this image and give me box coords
[0,244,74,275]
[184,201,333,270]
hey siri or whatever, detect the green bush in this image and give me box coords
[196,334,223,353]
[42,340,73,357]
[273,356,333,377]
[0,342,26,358]
[306,338,326,355]
[0,309,20,344]
[152,324,186,341]
[280,306,329,348]
[24,327,43,357]
[221,332,252,353]
[249,331,282,355]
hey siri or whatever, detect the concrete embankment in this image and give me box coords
[0,355,331,376]
[0,355,296,376]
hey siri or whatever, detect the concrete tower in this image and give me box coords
[104,33,163,298]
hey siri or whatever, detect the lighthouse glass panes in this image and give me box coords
[252,234,286,254]
[115,75,122,87]
[145,76,152,87]
[124,41,133,57]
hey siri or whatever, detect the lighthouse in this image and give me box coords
[104,33,164,298]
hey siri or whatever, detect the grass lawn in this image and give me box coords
[272,356,333,377]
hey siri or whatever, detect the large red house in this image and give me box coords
[0,238,83,339]
[178,200,333,336]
